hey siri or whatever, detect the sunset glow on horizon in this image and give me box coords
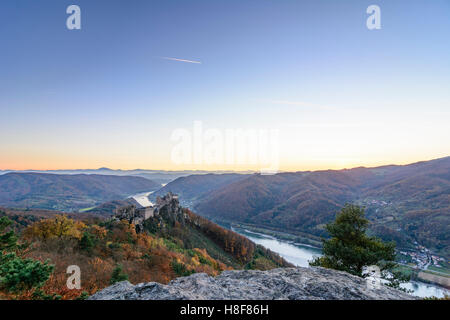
[1,0,449,173]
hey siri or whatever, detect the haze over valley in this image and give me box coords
[1,157,448,261]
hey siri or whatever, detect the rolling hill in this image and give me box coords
[0,168,256,185]
[0,172,161,212]
[156,157,450,257]
[0,196,291,299]
[149,173,249,207]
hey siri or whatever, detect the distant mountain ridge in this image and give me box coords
[0,168,256,185]
[1,157,448,257]
[155,157,450,258]
[0,172,161,212]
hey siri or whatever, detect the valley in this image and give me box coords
[0,195,291,299]
[154,157,449,260]
[0,172,161,212]
[230,225,450,298]
[0,156,448,299]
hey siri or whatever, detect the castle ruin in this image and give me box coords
[113,192,179,232]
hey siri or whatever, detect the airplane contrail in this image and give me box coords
[160,56,202,64]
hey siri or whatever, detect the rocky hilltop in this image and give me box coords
[89,267,416,300]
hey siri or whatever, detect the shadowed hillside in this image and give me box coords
[0,173,160,212]
[156,157,450,257]
[150,173,248,207]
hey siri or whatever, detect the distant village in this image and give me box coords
[398,243,446,271]
[360,198,447,272]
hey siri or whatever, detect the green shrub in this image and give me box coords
[109,264,128,285]
[171,261,194,277]
[79,232,95,253]
[0,217,54,296]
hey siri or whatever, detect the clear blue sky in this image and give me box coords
[0,0,449,170]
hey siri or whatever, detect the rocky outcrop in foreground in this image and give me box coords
[89,267,416,300]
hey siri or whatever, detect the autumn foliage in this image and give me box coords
[0,203,290,300]
[3,214,231,299]
[23,215,86,241]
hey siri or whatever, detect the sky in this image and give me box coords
[0,0,449,172]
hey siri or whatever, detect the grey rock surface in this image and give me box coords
[89,267,416,300]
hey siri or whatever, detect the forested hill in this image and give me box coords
[149,173,248,207]
[157,157,450,258]
[0,197,291,299]
[0,172,160,212]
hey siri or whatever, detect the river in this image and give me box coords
[130,190,449,299]
[232,226,450,299]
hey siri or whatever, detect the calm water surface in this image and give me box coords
[232,227,450,298]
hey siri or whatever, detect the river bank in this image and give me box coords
[418,271,450,290]
[230,225,450,298]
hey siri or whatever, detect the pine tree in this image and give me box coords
[0,217,54,295]
[109,264,128,285]
[79,231,94,254]
[0,217,18,252]
[310,204,408,288]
